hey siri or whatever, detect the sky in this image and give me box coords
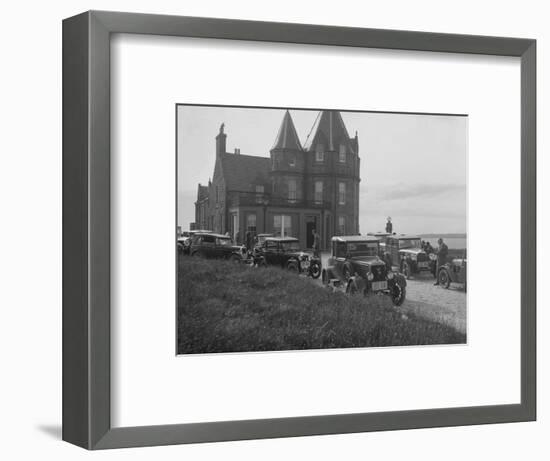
[177,105,467,235]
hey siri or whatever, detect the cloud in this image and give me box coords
[368,183,466,202]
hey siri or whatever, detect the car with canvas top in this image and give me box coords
[322,235,406,305]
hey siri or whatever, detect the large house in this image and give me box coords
[193,110,361,250]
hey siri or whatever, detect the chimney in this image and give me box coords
[215,122,226,157]
[234,148,240,155]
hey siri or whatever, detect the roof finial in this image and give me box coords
[219,122,225,134]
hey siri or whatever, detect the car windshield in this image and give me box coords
[399,239,422,249]
[347,241,379,256]
[216,237,233,246]
[280,241,301,251]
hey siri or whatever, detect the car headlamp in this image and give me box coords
[410,254,417,260]
[367,272,374,281]
[387,271,394,280]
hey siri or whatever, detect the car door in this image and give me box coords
[264,240,279,265]
[332,241,347,279]
[201,234,216,257]
[214,237,230,259]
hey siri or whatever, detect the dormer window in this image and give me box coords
[289,155,296,168]
[315,144,324,162]
[339,144,346,163]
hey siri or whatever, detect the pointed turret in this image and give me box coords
[304,110,356,154]
[272,110,302,151]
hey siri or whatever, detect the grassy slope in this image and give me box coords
[178,256,465,354]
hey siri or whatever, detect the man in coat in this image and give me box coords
[434,238,449,285]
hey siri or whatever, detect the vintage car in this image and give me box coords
[254,237,321,278]
[177,229,212,254]
[321,236,406,306]
[189,232,247,262]
[437,257,467,291]
[366,231,392,255]
[384,235,433,279]
[251,233,275,256]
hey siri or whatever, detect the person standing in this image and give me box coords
[385,217,393,234]
[245,230,252,251]
[434,238,449,285]
[312,229,320,258]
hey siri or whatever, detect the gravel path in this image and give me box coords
[401,276,467,335]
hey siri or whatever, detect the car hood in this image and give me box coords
[349,256,385,267]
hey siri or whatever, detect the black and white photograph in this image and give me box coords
[177,104,468,354]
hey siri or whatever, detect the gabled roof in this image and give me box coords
[220,152,270,191]
[272,110,302,151]
[197,184,209,200]
[304,110,356,153]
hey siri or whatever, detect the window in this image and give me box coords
[315,144,324,162]
[273,215,292,237]
[289,155,296,167]
[247,213,257,232]
[215,185,220,203]
[335,241,347,257]
[338,216,346,235]
[202,234,216,244]
[281,240,301,251]
[339,144,346,163]
[288,179,297,202]
[255,184,264,204]
[314,181,323,204]
[266,240,279,250]
[338,182,346,205]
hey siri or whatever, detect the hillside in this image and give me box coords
[177,256,466,354]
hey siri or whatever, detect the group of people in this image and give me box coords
[385,217,449,285]
[421,240,435,255]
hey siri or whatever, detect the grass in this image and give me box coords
[177,256,466,354]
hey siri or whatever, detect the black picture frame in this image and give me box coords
[62,10,536,449]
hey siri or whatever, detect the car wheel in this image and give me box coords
[191,250,201,257]
[402,262,411,280]
[287,261,299,272]
[390,283,406,306]
[310,262,321,279]
[438,269,451,288]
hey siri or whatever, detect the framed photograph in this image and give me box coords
[63,10,536,449]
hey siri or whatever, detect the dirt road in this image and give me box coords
[401,276,466,335]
